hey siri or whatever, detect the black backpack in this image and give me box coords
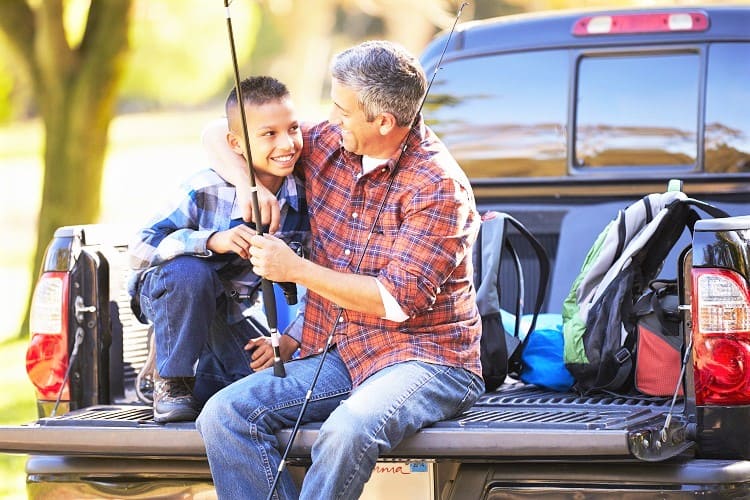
[473,212,550,392]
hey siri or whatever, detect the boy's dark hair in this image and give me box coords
[225,76,290,117]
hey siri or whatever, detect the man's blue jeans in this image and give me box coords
[196,348,484,500]
[138,255,263,404]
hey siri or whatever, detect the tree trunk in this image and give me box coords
[0,0,133,339]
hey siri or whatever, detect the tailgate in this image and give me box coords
[0,385,693,462]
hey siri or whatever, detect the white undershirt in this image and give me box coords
[362,155,409,323]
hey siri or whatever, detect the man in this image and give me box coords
[128,76,309,423]
[197,41,483,499]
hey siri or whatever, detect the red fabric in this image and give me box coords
[297,119,482,386]
[636,325,683,396]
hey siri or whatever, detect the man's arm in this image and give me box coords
[202,118,281,231]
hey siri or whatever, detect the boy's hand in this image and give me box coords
[246,335,300,371]
[207,225,256,259]
[237,183,281,234]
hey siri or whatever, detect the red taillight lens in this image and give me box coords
[692,269,750,405]
[26,272,70,400]
[573,12,709,36]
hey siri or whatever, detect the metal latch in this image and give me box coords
[75,295,96,323]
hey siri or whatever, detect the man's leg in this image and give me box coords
[300,362,484,500]
[140,256,223,422]
[197,349,352,500]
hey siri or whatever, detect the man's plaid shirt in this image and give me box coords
[295,118,482,386]
[128,169,309,324]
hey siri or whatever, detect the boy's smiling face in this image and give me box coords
[227,96,302,190]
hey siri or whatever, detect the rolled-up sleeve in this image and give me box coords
[376,177,477,318]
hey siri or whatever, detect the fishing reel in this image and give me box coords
[230,281,297,305]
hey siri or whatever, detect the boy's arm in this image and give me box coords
[129,222,214,272]
[202,118,281,232]
[129,179,215,271]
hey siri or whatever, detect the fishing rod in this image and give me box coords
[224,0,285,378]
[266,3,468,498]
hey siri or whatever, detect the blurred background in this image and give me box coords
[0,0,741,497]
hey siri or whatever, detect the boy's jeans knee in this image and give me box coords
[138,256,261,400]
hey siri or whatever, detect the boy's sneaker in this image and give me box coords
[152,374,199,423]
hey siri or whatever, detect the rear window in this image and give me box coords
[426,40,749,180]
[574,51,700,170]
[705,43,750,173]
[425,50,568,179]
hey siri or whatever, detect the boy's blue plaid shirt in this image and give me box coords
[128,168,310,324]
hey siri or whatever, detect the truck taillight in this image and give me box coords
[26,271,70,400]
[573,12,708,36]
[692,268,750,406]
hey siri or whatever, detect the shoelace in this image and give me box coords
[158,378,193,399]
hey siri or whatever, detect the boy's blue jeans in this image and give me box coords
[138,255,263,404]
[196,348,484,500]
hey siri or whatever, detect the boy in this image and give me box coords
[128,76,309,423]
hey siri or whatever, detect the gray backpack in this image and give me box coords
[562,190,727,394]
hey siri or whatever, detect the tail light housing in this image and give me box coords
[26,271,71,401]
[692,268,750,405]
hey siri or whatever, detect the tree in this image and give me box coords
[254,0,455,119]
[0,0,133,339]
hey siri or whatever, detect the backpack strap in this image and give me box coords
[684,198,730,220]
[501,213,551,339]
[474,212,551,376]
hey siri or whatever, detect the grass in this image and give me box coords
[0,107,224,499]
[0,338,36,500]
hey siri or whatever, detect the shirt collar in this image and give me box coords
[277,174,301,212]
[341,114,426,174]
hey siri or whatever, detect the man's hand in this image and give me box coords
[236,182,281,234]
[207,225,256,259]
[246,335,300,371]
[249,233,303,283]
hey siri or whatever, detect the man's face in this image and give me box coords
[329,80,381,156]
[228,96,302,182]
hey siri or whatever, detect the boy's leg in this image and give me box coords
[139,255,224,422]
[140,255,223,377]
[300,361,484,500]
[196,349,352,500]
[193,303,265,405]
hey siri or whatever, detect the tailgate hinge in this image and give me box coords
[628,418,694,462]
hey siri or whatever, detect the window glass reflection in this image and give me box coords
[705,43,750,173]
[575,53,699,168]
[425,50,568,179]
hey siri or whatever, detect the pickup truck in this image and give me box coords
[2,5,750,498]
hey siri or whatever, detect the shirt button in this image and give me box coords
[344,249,351,256]
[352,212,358,219]
[338,316,344,323]
[318,347,324,353]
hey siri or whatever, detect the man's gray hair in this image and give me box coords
[331,40,427,127]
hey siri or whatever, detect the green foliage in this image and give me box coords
[121,1,260,108]
[0,36,29,124]
[0,67,12,123]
